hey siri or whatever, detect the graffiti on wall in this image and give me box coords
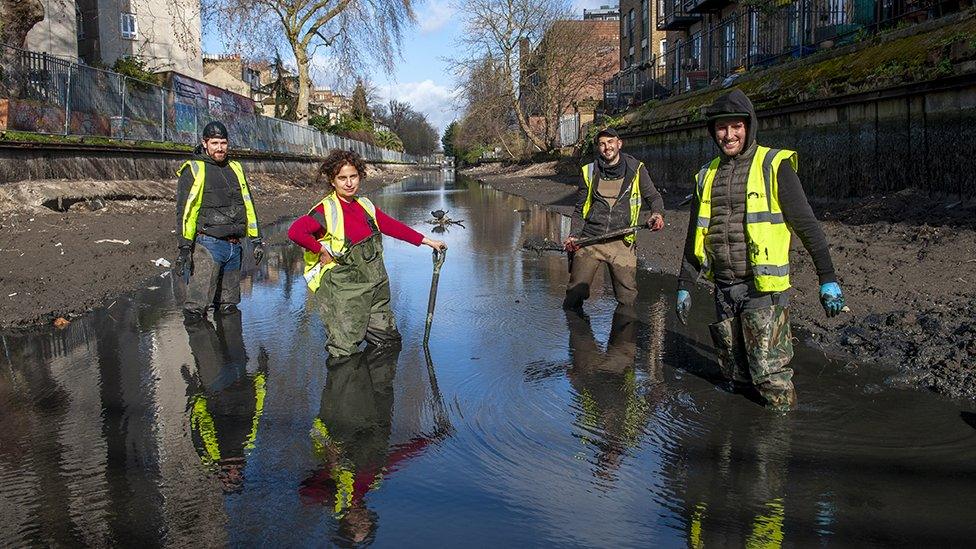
[162,72,257,146]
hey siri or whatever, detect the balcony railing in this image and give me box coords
[658,0,703,30]
[606,0,955,113]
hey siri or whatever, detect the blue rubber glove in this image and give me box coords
[676,290,691,325]
[819,282,845,318]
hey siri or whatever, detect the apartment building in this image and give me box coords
[619,0,668,71]
[76,0,203,78]
[583,5,620,20]
[24,0,79,61]
[203,54,264,100]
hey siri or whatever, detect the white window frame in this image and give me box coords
[659,39,667,66]
[120,13,137,40]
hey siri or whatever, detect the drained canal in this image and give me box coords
[2,171,976,547]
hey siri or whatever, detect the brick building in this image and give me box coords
[519,18,620,146]
[619,0,667,71]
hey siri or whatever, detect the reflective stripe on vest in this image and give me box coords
[244,371,266,451]
[692,147,797,293]
[178,159,259,240]
[189,372,267,466]
[190,395,221,464]
[580,161,644,244]
[310,418,355,516]
[301,193,379,293]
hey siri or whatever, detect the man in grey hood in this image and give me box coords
[563,128,665,311]
[675,89,846,411]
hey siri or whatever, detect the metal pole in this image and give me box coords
[63,65,72,136]
[120,76,127,140]
[160,85,166,141]
[423,249,447,344]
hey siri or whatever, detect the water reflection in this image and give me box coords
[183,310,267,494]
[300,345,451,546]
[565,306,649,484]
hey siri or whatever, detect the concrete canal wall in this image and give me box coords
[0,142,426,185]
[624,73,976,199]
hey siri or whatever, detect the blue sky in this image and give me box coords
[204,0,617,135]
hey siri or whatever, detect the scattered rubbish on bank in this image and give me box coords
[53,317,70,329]
[147,286,160,290]
[153,258,171,268]
[7,293,17,297]
[95,239,131,245]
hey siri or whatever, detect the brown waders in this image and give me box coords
[710,281,796,411]
[316,234,400,358]
[564,237,638,309]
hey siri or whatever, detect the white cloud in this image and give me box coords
[417,0,455,34]
[376,79,462,134]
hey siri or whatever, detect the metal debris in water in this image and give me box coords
[427,209,466,228]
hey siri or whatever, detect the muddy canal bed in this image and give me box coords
[2,171,975,546]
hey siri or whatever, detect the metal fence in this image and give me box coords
[0,44,424,163]
[605,0,957,113]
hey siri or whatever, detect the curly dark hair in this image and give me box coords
[317,149,368,187]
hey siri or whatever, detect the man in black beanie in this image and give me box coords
[175,121,265,319]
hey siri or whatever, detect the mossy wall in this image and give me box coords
[628,87,975,198]
[0,146,321,185]
[623,12,976,198]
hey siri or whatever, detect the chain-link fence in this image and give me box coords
[604,0,960,113]
[0,44,425,163]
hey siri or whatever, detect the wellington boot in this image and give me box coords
[708,316,751,391]
[741,305,796,409]
[760,381,797,412]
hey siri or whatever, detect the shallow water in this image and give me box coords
[2,170,975,547]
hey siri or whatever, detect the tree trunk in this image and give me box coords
[510,95,547,153]
[295,48,311,124]
[0,0,44,48]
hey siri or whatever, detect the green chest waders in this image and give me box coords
[317,235,401,357]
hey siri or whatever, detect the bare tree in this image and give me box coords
[520,20,617,150]
[450,0,564,152]
[458,57,519,159]
[451,0,616,153]
[206,0,415,123]
[0,0,44,48]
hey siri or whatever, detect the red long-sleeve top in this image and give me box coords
[288,198,424,254]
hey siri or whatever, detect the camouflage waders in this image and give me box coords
[316,235,400,358]
[712,282,796,410]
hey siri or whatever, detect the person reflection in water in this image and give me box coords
[299,344,450,545]
[565,305,656,482]
[182,310,267,494]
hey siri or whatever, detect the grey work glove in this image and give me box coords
[676,289,691,325]
[252,240,265,265]
[174,246,192,279]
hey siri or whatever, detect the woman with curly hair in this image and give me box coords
[288,149,447,357]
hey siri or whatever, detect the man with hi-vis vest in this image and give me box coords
[562,128,665,311]
[175,121,265,319]
[675,89,846,411]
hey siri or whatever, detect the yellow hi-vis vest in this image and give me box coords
[580,161,643,244]
[692,146,798,293]
[189,371,267,465]
[177,160,259,241]
[302,193,379,293]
